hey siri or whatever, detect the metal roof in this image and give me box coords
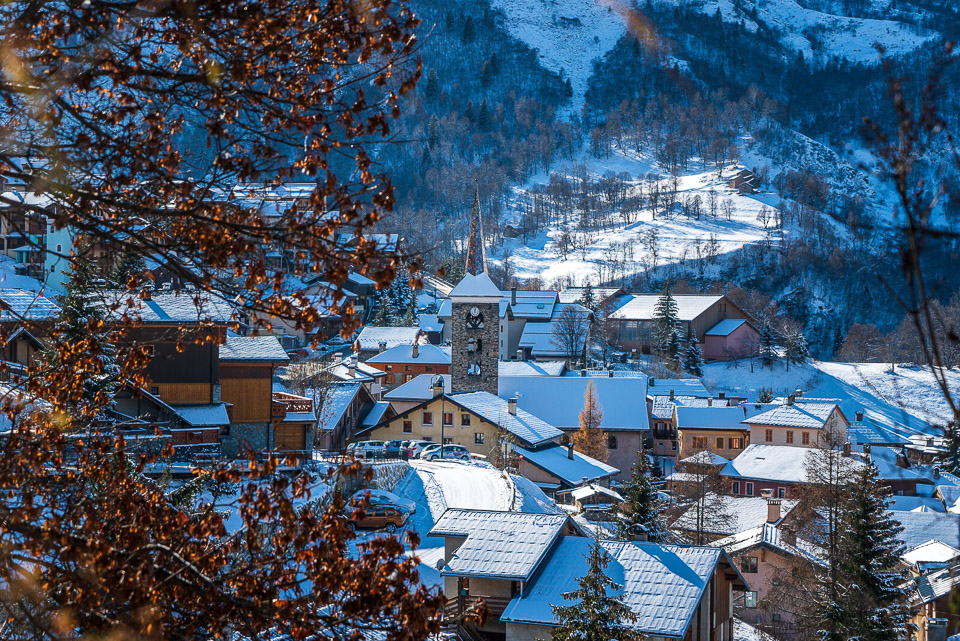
[450,391,563,447]
[744,402,839,429]
[219,336,289,362]
[513,443,620,486]
[366,343,450,365]
[704,319,749,336]
[498,376,649,432]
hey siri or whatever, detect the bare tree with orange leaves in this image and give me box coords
[573,380,608,463]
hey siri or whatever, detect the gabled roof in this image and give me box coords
[383,373,451,402]
[560,484,624,503]
[355,326,421,351]
[170,403,230,427]
[902,540,960,568]
[317,382,363,433]
[608,294,724,322]
[323,356,385,382]
[677,405,760,431]
[557,287,623,304]
[711,523,825,566]
[518,316,589,357]
[429,509,568,580]
[219,335,289,362]
[673,494,799,536]
[499,360,566,377]
[744,402,841,429]
[680,451,730,466]
[449,272,501,299]
[721,444,868,485]
[361,401,391,428]
[855,446,933,485]
[646,378,710,398]
[892,511,960,551]
[704,319,752,336]
[651,396,716,420]
[108,291,235,323]
[451,391,563,446]
[513,443,620,486]
[366,343,450,365]
[498,376,649,432]
[418,313,442,334]
[912,559,960,605]
[504,290,559,320]
[500,537,740,639]
[0,288,60,321]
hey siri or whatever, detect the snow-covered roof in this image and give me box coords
[429,509,568,580]
[744,402,839,429]
[355,326,421,351]
[892,511,960,551]
[500,537,733,639]
[912,560,960,605]
[513,443,620,486]
[323,356,385,382]
[646,378,710,398]
[517,319,586,357]
[704,319,750,336]
[499,376,649,432]
[418,313,442,333]
[383,374,451,402]
[676,406,761,431]
[608,294,724,322]
[498,360,566,377]
[855,447,933,485]
[562,484,624,503]
[317,382,362,432]
[673,495,798,536]
[361,401,391,428]
[449,272,502,299]
[651,396,718,420]
[450,391,563,447]
[888,495,945,512]
[0,288,60,321]
[721,444,868,485]
[902,540,960,568]
[219,335,289,362]
[171,403,230,427]
[938,485,960,511]
[848,419,911,446]
[557,287,622,304]
[562,369,647,378]
[109,291,235,323]
[365,343,450,365]
[505,290,559,320]
[680,451,730,466]
[711,523,825,566]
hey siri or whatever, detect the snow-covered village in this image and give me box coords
[1,1,960,641]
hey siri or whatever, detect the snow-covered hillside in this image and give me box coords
[702,360,959,436]
[488,0,628,112]
[654,0,934,65]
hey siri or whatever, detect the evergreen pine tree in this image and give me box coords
[577,282,597,312]
[43,252,120,420]
[821,463,912,641]
[388,274,412,317]
[759,322,779,367]
[653,286,681,361]
[947,421,960,475]
[400,294,419,328]
[617,441,669,541]
[424,68,439,102]
[551,534,639,641]
[110,247,147,289]
[681,331,705,377]
[371,290,396,327]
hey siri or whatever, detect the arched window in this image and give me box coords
[607,435,618,450]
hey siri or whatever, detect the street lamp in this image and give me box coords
[431,374,446,458]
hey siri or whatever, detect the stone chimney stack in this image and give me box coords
[795,388,803,398]
[517,349,525,361]
[580,369,587,377]
[412,343,419,359]
[431,377,444,398]
[608,370,614,378]
[707,398,713,407]
[766,497,782,523]
[507,396,517,415]
[378,341,387,354]
[787,394,795,406]
[855,410,864,422]
[567,443,574,460]
[348,355,357,377]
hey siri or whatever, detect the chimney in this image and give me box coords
[719,392,726,400]
[795,388,803,399]
[431,377,444,398]
[669,389,675,400]
[378,340,387,353]
[766,497,782,523]
[412,343,419,359]
[567,443,574,460]
[517,348,525,361]
[855,410,864,422]
[580,369,587,377]
[842,442,851,457]
[786,394,795,406]
[142,289,152,301]
[348,355,357,377]
[935,466,941,480]
[335,351,344,362]
[863,443,871,456]
[507,396,517,415]
[511,286,517,305]
[707,398,713,407]
[608,370,614,378]
[649,377,655,387]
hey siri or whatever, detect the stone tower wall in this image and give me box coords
[451,300,499,394]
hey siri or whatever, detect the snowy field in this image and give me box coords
[489,0,628,114]
[654,0,933,65]
[703,359,960,436]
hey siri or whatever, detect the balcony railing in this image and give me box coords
[271,392,313,420]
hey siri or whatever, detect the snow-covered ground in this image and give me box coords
[703,359,960,436]
[489,0,628,114]
[654,0,933,65]
[494,147,794,284]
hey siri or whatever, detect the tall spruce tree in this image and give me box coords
[821,463,912,641]
[371,289,396,326]
[551,535,639,641]
[759,322,779,367]
[617,441,669,542]
[577,282,597,312]
[654,286,681,362]
[681,331,705,377]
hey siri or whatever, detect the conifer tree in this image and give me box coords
[617,441,669,541]
[110,247,147,289]
[371,289,396,326]
[821,463,911,641]
[681,331,705,377]
[573,381,608,462]
[783,326,809,372]
[577,282,597,312]
[551,535,639,641]
[654,286,681,361]
[401,294,419,327]
[759,322,779,367]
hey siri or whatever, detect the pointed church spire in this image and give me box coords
[464,185,487,276]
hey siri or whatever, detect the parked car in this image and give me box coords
[402,440,434,459]
[344,504,409,533]
[348,489,416,515]
[421,444,470,461]
[382,440,405,458]
[346,440,386,458]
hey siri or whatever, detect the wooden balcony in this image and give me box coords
[271,391,313,420]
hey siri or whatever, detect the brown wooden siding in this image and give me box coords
[221,377,272,422]
[153,383,211,404]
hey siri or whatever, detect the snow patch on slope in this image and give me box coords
[489,0,628,113]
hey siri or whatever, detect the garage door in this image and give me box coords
[275,423,306,451]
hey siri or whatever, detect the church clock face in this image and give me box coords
[466,306,484,330]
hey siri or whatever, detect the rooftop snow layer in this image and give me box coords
[647,378,711,398]
[705,319,749,336]
[499,360,566,377]
[449,272,502,299]
[676,405,765,430]
[902,540,960,567]
[913,560,960,605]
[500,537,726,638]
[892,511,960,551]
[721,444,867,484]
[499,376,648,432]
[429,509,568,580]
[513,443,620,486]
[317,382,363,432]
[711,523,825,566]
[219,335,289,361]
[108,291,235,323]
[355,326,421,351]
[674,495,798,536]
[608,294,724,322]
[171,403,230,427]
[450,391,563,446]
[0,288,60,320]
[361,401,391,428]
[744,402,839,429]
[383,374,451,401]
[366,343,450,365]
